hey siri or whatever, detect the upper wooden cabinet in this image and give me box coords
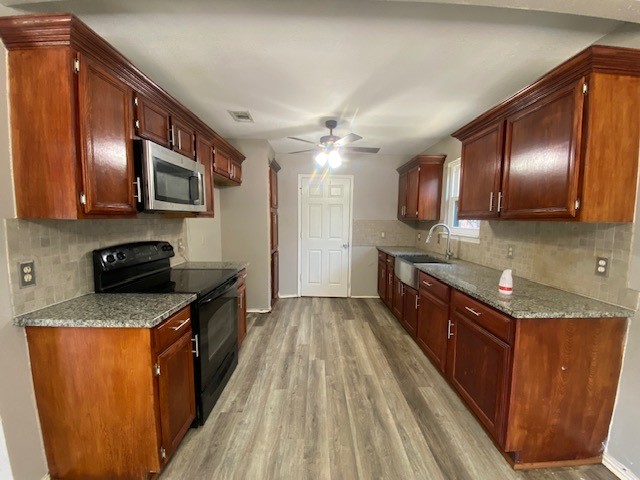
[270,164,279,209]
[195,133,215,217]
[0,14,245,218]
[397,155,446,221]
[453,46,640,222]
[212,145,244,186]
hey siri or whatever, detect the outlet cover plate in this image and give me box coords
[19,261,36,287]
[595,257,609,277]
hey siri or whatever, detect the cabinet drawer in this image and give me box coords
[153,306,192,354]
[452,291,513,344]
[418,271,450,304]
[237,268,247,287]
[378,251,387,262]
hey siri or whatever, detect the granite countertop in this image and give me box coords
[174,261,248,271]
[14,293,197,328]
[377,246,634,319]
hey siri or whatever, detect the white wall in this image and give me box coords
[221,139,273,311]
[275,153,411,297]
[185,188,223,262]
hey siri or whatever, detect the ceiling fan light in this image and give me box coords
[315,151,328,167]
[328,150,342,168]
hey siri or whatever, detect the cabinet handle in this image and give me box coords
[489,192,494,211]
[192,334,200,357]
[415,295,419,309]
[497,192,503,213]
[447,320,454,339]
[171,319,190,331]
[178,130,182,151]
[133,177,142,201]
[422,280,433,287]
[170,125,175,146]
[464,306,482,316]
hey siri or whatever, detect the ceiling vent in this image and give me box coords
[228,110,254,123]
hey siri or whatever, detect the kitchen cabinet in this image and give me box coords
[171,117,196,159]
[270,166,279,209]
[270,210,278,252]
[25,305,196,479]
[392,275,404,320]
[384,256,394,307]
[401,284,419,337]
[271,251,279,304]
[212,146,244,186]
[0,14,245,219]
[377,252,387,300]
[196,133,215,217]
[238,269,247,348]
[230,160,242,184]
[397,155,446,221]
[270,160,281,307]
[416,272,450,372]
[213,147,231,178]
[453,46,640,222]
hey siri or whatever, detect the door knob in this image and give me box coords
[342,243,349,248]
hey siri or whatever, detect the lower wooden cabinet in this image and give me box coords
[238,269,247,348]
[25,305,196,479]
[416,289,449,373]
[385,257,394,307]
[392,275,404,320]
[377,256,387,300]
[401,285,418,336]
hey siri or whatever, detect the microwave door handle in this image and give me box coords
[189,175,199,204]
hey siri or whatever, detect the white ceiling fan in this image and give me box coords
[288,119,380,168]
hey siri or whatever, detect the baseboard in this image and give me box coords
[247,308,271,313]
[350,295,380,299]
[277,294,299,298]
[603,452,639,480]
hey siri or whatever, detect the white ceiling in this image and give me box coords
[0,0,627,155]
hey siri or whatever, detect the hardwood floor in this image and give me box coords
[160,298,616,480]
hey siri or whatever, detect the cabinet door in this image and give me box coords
[416,292,448,372]
[397,173,408,219]
[156,332,196,463]
[196,134,215,216]
[418,162,444,221]
[402,285,419,337]
[270,167,278,209]
[458,122,504,219]
[230,161,242,184]
[405,167,420,219]
[77,54,136,215]
[135,94,171,148]
[385,266,394,307]
[270,210,278,252]
[392,276,404,320]
[501,79,585,219]
[238,283,247,348]
[171,117,196,159]
[213,148,231,177]
[449,312,511,445]
[377,260,387,300]
[271,251,279,302]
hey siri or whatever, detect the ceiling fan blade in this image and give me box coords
[342,146,380,154]
[288,136,317,145]
[288,148,315,154]
[335,133,363,146]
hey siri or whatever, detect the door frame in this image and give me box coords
[297,174,354,298]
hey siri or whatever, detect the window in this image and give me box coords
[445,158,480,238]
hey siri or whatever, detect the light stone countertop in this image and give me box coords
[14,293,197,328]
[174,261,248,271]
[377,246,635,319]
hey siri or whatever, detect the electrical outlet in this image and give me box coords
[381,231,386,238]
[19,261,36,288]
[177,239,185,253]
[507,245,514,259]
[417,233,421,241]
[595,257,609,277]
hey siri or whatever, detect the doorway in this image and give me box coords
[298,174,353,297]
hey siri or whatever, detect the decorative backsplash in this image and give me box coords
[6,217,187,316]
[353,219,415,247]
[415,221,638,309]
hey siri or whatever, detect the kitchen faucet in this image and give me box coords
[426,223,454,260]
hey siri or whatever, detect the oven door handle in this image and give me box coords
[200,276,239,304]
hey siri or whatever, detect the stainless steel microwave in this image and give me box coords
[135,139,206,213]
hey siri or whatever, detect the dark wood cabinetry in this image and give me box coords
[416,272,450,372]
[213,147,231,177]
[271,250,279,304]
[392,275,404,320]
[384,256,394,307]
[238,269,247,348]
[377,252,387,300]
[454,46,640,222]
[196,133,215,217]
[401,285,419,336]
[0,14,245,219]
[25,306,196,479]
[397,155,446,221]
[270,160,281,307]
[212,146,244,186]
[270,166,278,209]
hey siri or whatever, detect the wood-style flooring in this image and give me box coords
[160,298,616,480]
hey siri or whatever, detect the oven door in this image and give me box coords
[138,139,206,212]
[196,277,238,391]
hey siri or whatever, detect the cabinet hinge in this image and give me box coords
[154,363,161,376]
[79,193,86,205]
[160,447,166,460]
[73,58,80,74]
[134,96,138,106]
[582,83,588,95]
[575,198,581,210]
[135,120,140,129]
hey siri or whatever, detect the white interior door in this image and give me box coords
[299,175,352,297]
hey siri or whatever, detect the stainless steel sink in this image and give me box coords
[394,255,448,289]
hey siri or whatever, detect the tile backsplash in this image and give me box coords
[6,216,187,316]
[416,221,638,309]
[353,219,415,247]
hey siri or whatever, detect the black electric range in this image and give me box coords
[93,241,239,426]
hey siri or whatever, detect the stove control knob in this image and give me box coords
[106,254,116,263]
[116,252,126,261]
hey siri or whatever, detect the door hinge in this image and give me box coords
[575,198,581,210]
[134,96,138,106]
[135,120,140,129]
[582,82,588,95]
[160,447,166,460]
[79,193,86,205]
[154,363,161,376]
[73,58,80,74]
